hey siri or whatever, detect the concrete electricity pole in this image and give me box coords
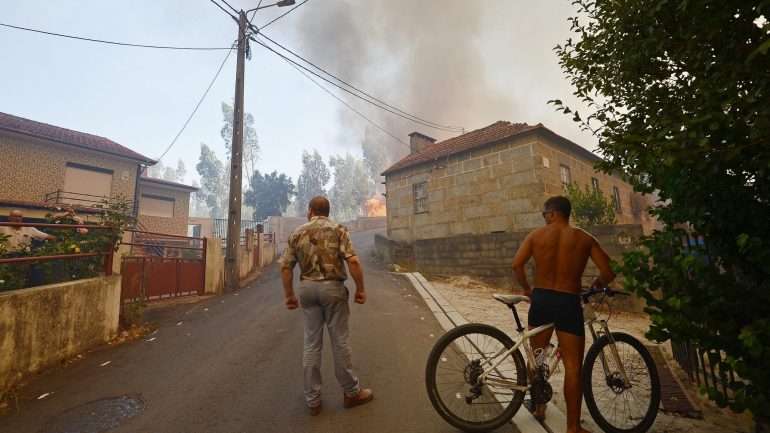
[224,10,247,292]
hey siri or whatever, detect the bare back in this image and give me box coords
[512,222,613,295]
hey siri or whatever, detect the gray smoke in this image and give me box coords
[291,0,518,167]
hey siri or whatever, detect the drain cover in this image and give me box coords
[40,394,144,433]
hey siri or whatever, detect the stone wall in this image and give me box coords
[532,141,658,234]
[385,134,544,243]
[137,185,191,236]
[0,276,121,395]
[384,129,658,243]
[0,131,139,203]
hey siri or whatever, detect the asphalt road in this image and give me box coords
[0,229,518,433]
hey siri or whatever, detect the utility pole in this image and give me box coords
[224,10,247,292]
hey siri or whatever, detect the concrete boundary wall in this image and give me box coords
[0,276,121,395]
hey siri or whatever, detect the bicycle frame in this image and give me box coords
[477,301,631,391]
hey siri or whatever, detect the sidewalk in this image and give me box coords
[427,275,753,433]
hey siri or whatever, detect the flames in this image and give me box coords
[365,196,386,217]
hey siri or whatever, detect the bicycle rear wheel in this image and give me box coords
[582,332,660,433]
[425,323,527,433]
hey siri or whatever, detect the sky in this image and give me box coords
[0,0,595,187]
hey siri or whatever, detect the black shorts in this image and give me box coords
[528,288,584,337]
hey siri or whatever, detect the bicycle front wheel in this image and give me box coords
[425,323,527,433]
[583,332,661,433]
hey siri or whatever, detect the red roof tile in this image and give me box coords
[0,112,154,163]
[381,121,599,176]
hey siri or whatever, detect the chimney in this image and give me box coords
[408,132,436,155]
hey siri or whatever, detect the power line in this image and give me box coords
[282,52,409,148]
[254,29,465,132]
[209,0,238,21]
[0,22,234,51]
[251,35,465,133]
[156,42,236,161]
[259,0,312,30]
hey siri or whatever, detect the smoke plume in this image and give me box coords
[291,0,517,168]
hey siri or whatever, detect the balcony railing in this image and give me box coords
[44,190,136,215]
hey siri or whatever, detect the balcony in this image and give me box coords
[44,190,136,215]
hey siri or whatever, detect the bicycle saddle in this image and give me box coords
[492,294,529,306]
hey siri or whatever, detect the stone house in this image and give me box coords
[381,121,656,243]
[0,112,196,236]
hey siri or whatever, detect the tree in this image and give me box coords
[221,101,260,178]
[564,183,616,227]
[295,150,331,215]
[328,153,373,222]
[244,171,295,221]
[554,1,770,420]
[196,143,227,218]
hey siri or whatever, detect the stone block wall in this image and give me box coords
[0,132,139,203]
[376,224,646,311]
[532,141,659,234]
[385,134,545,243]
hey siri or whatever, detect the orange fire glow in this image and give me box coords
[365,197,386,217]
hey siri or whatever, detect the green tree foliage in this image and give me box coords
[565,183,617,227]
[196,143,227,218]
[221,101,260,178]
[295,150,331,215]
[244,170,296,221]
[554,1,770,417]
[328,154,373,222]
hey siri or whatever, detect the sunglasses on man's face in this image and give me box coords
[541,211,553,219]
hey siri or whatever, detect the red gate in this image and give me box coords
[120,231,206,303]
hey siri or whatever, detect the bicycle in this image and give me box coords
[425,287,661,433]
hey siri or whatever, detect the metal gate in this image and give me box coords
[120,230,206,303]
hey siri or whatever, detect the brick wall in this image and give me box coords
[0,132,139,203]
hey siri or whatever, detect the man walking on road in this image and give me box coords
[511,196,616,433]
[279,196,374,416]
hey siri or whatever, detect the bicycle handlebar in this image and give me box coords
[581,286,630,303]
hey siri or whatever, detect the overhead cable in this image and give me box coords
[259,0,313,30]
[156,42,236,161]
[253,29,464,132]
[251,34,465,133]
[280,52,409,148]
[0,22,234,51]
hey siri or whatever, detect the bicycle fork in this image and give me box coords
[588,320,632,388]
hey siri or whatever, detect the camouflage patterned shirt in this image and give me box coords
[279,216,357,281]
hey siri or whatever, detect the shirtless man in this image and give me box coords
[511,196,616,433]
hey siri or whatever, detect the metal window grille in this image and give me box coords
[413,182,428,214]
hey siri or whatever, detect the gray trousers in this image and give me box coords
[297,280,360,407]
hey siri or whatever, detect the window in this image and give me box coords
[140,194,175,218]
[62,163,113,204]
[612,186,622,212]
[591,177,600,192]
[559,165,571,187]
[413,182,428,214]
